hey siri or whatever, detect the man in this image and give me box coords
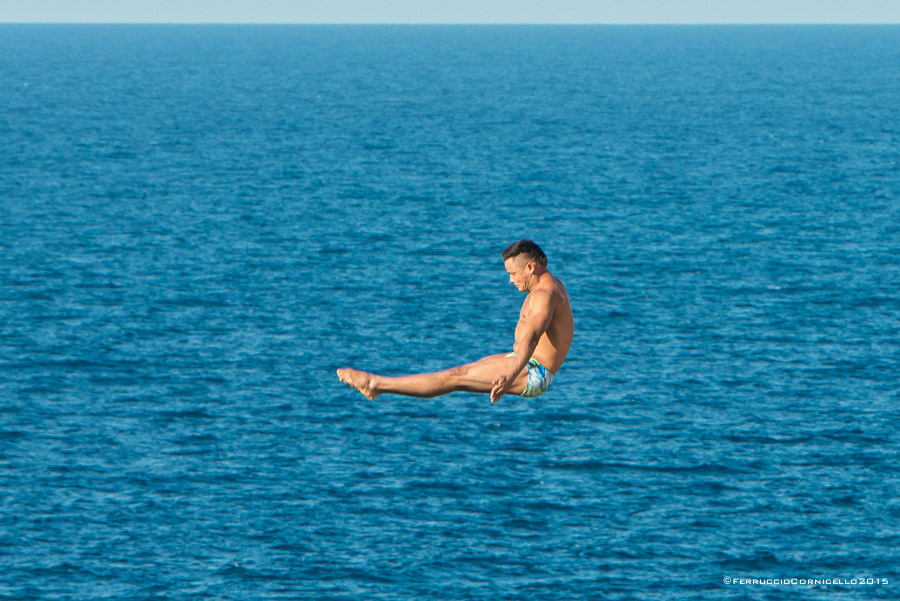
[336,240,573,403]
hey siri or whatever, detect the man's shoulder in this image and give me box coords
[543,276,571,313]
[540,273,567,295]
[532,278,566,305]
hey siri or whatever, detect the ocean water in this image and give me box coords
[1,24,898,600]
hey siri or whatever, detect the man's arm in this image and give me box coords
[490,290,555,403]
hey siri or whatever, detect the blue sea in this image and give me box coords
[1,24,898,600]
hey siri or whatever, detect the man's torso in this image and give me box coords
[513,273,573,373]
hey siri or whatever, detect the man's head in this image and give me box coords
[502,239,548,292]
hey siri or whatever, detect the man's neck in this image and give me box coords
[526,269,548,292]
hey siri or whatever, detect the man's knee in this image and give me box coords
[446,363,488,390]
[446,364,469,379]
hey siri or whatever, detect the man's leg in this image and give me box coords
[337,353,529,400]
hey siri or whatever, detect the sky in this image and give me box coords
[1,0,899,24]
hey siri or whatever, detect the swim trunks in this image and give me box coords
[505,352,553,398]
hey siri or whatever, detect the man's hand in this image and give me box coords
[490,375,510,403]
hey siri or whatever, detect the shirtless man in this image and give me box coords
[336,240,573,403]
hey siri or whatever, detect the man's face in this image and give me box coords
[504,256,532,292]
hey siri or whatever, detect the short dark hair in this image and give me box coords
[502,239,547,267]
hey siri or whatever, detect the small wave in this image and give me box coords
[722,434,814,445]
[213,562,284,581]
[546,460,750,475]
[0,429,27,441]
[154,296,231,308]
[156,408,216,420]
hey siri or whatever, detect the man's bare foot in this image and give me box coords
[336,368,379,400]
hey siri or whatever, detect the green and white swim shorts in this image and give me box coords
[506,352,553,398]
